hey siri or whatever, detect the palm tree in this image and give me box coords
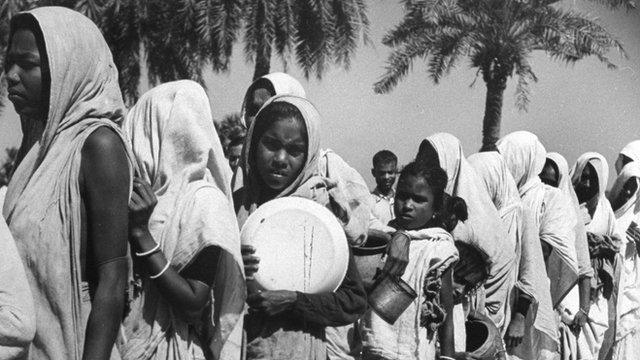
[374,0,632,151]
[242,0,370,80]
[2,0,370,107]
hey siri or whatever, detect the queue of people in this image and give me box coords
[1,6,639,360]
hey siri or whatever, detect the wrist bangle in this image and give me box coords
[440,356,455,360]
[149,262,171,279]
[135,242,160,257]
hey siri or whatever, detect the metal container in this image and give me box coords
[368,272,417,325]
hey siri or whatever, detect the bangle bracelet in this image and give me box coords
[440,356,455,360]
[149,262,171,279]
[135,242,160,257]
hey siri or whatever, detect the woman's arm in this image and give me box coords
[81,128,130,360]
[439,267,455,357]
[247,249,367,327]
[129,179,220,321]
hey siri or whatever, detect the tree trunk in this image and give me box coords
[480,77,507,152]
[253,39,272,80]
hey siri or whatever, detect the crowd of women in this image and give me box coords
[0,6,638,360]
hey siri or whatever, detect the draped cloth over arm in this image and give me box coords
[609,163,640,359]
[116,81,245,360]
[360,228,458,360]
[468,152,552,340]
[2,7,134,359]
[423,134,516,327]
[236,95,366,360]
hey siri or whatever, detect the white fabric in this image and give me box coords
[3,7,132,359]
[118,81,245,360]
[239,72,306,128]
[424,133,516,328]
[608,163,640,359]
[616,140,640,175]
[547,153,594,279]
[360,228,458,359]
[468,152,551,328]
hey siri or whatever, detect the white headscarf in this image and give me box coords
[616,140,640,175]
[422,133,516,324]
[119,81,245,359]
[571,152,618,236]
[240,72,306,127]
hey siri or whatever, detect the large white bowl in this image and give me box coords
[240,197,349,293]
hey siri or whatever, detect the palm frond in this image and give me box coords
[374,34,434,94]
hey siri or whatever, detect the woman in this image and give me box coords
[543,153,594,345]
[416,133,516,328]
[240,72,306,128]
[570,152,623,360]
[468,152,554,358]
[359,162,459,359]
[116,81,245,359]
[497,131,579,360]
[608,163,640,359]
[236,95,367,360]
[4,7,132,359]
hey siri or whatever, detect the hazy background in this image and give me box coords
[1,0,639,188]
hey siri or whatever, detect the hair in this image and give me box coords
[8,14,51,117]
[249,101,307,168]
[454,240,490,290]
[372,150,397,168]
[226,127,246,152]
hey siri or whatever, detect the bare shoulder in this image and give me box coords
[81,126,129,186]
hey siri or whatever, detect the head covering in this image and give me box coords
[2,7,133,359]
[467,152,520,219]
[496,131,546,198]
[422,133,515,326]
[119,81,245,359]
[570,152,618,236]
[611,164,640,232]
[616,140,640,175]
[240,72,306,127]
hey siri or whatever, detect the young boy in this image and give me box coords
[369,150,398,229]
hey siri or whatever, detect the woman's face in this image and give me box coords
[575,162,599,203]
[394,175,435,230]
[245,86,273,125]
[539,161,559,188]
[612,177,639,211]
[5,28,44,119]
[255,117,307,191]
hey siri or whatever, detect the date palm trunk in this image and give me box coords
[481,76,507,152]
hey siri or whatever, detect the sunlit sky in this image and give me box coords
[1,0,639,188]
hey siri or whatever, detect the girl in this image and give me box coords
[236,95,367,360]
[416,133,515,328]
[117,81,245,359]
[359,161,460,359]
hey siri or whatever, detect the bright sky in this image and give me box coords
[1,1,639,188]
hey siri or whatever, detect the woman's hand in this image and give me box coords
[571,309,589,335]
[242,245,260,280]
[504,312,526,349]
[247,290,297,316]
[129,177,157,234]
[383,231,410,277]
